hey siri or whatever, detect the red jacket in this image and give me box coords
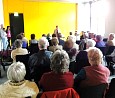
[80,64,110,87]
[39,71,74,91]
[40,88,80,98]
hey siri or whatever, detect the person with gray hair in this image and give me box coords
[95,35,105,47]
[11,39,28,62]
[39,50,74,91]
[0,62,39,98]
[49,37,62,53]
[28,37,52,83]
[74,47,110,88]
[86,39,96,49]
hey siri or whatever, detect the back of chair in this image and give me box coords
[103,38,108,43]
[16,54,31,80]
[37,88,80,98]
[97,47,107,56]
[105,78,115,98]
[77,83,108,98]
[28,43,39,55]
[75,51,90,74]
[106,46,115,55]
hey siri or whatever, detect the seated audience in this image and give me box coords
[20,32,28,48]
[64,39,79,74]
[49,37,62,52]
[58,33,65,46]
[29,34,38,45]
[95,35,105,47]
[11,39,28,62]
[79,32,89,50]
[106,33,115,46]
[46,33,52,46]
[75,39,96,74]
[67,32,76,43]
[39,50,74,91]
[74,47,110,89]
[0,62,39,98]
[28,37,52,83]
[11,34,28,49]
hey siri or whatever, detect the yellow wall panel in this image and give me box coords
[3,0,78,40]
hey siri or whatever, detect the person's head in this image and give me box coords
[0,24,3,29]
[87,47,103,66]
[108,33,115,40]
[50,50,70,73]
[96,35,103,42]
[20,32,25,37]
[42,34,46,37]
[38,37,48,50]
[86,39,96,49]
[67,35,76,43]
[7,62,26,82]
[52,34,57,37]
[31,34,35,40]
[75,30,78,36]
[7,26,10,30]
[3,28,5,32]
[56,25,58,29]
[14,39,22,48]
[69,32,72,35]
[51,37,59,46]
[64,39,74,49]
[16,34,23,40]
[83,32,89,39]
[58,33,62,38]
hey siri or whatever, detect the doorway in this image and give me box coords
[9,13,24,43]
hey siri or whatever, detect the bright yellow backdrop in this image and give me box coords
[3,0,78,40]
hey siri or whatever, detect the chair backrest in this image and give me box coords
[103,38,108,43]
[106,46,115,55]
[28,43,39,55]
[75,51,90,74]
[77,83,108,98]
[37,88,80,98]
[97,47,107,56]
[76,41,81,45]
[105,78,115,98]
[16,54,31,80]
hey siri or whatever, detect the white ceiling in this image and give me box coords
[25,0,95,3]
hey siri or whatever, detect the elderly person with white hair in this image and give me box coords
[75,39,96,74]
[28,37,52,84]
[74,47,110,89]
[11,39,28,62]
[0,62,39,98]
[39,50,74,91]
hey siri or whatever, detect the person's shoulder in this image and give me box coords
[42,72,53,77]
[84,65,91,70]
[11,49,16,53]
[26,80,37,86]
[30,53,38,58]
[45,50,53,57]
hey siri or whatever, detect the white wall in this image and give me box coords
[105,0,115,37]
[0,0,4,25]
